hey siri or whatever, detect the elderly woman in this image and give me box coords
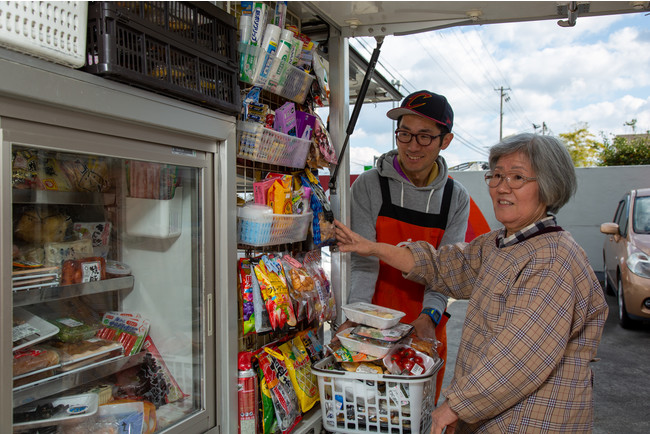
[334,133,608,433]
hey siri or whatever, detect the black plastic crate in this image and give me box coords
[84,1,240,114]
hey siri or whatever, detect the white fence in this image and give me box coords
[451,165,650,274]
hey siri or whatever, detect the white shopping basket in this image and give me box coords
[312,355,443,433]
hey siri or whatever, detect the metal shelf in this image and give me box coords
[13,276,134,307]
[13,352,145,408]
[12,189,111,206]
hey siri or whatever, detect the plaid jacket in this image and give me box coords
[405,226,608,433]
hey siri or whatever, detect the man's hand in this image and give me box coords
[430,400,459,434]
[411,313,436,341]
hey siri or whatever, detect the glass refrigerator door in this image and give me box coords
[9,141,212,432]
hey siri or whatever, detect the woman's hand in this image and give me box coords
[430,400,459,434]
[333,219,377,256]
[334,219,416,274]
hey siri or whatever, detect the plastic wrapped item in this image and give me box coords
[336,327,394,358]
[106,260,132,279]
[342,302,406,329]
[48,316,102,344]
[382,344,439,376]
[61,257,107,285]
[96,312,150,356]
[12,393,99,430]
[13,346,60,378]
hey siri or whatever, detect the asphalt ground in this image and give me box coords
[442,288,650,433]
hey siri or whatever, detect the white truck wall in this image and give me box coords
[450,165,650,274]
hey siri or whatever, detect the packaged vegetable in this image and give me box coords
[48,316,101,343]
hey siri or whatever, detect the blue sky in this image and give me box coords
[317,12,650,173]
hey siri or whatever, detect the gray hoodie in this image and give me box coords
[348,150,470,315]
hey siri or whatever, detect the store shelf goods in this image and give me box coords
[83,1,239,114]
[237,121,311,169]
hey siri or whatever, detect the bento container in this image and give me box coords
[312,354,443,434]
[342,302,405,329]
[337,327,393,359]
[13,393,99,429]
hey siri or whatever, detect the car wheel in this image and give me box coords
[617,277,634,329]
[602,263,615,296]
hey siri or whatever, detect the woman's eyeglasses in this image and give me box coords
[484,171,537,189]
[395,130,444,147]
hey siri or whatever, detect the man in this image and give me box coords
[344,90,470,404]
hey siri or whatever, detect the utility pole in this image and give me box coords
[494,86,511,141]
[391,79,401,149]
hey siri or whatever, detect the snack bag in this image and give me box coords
[254,255,297,330]
[267,175,293,214]
[255,353,278,434]
[280,254,317,323]
[298,329,324,364]
[303,250,335,323]
[257,348,302,433]
[299,170,335,247]
[238,258,256,336]
[278,336,319,412]
[250,257,272,334]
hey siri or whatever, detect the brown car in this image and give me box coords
[600,188,650,328]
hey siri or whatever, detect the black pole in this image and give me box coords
[329,36,384,195]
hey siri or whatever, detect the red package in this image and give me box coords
[61,257,106,285]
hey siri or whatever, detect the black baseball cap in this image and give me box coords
[387,90,454,132]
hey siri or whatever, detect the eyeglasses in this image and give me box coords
[484,171,537,189]
[395,130,444,147]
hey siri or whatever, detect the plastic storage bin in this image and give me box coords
[83,1,239,114]
[238,42,315,104]
[237,121,311,169]
[312,355,443,434]
[238,208,312,247]
[126,188,183,239]
[0,1,88,68]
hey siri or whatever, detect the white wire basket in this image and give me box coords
[238,211,312,246]
[237,121,312,169]
[0,1,88,68]
[312,355,443,434]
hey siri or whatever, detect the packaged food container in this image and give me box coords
[342,302,405,329]
[106,260,132,279]
[382,344,439,376]
[337,327,394,358]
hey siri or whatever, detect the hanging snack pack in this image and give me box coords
[280,254,316,323]
[254,255,297,330]
[278,336,319,413]
[299,170,335,247]
[238,258,256,336]
[250,257,273,334]
[257,348,302,433]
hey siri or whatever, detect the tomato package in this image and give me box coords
[382,344,437,376]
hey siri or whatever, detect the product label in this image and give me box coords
[81,261,102,282]
[13,323,39,342]
[57,317,84,328]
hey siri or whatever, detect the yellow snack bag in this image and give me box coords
[267,175,292,214]
[279,336,319,412]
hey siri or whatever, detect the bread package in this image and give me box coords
[13,347,60,377]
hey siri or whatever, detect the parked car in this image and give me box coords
[600,188,650,328]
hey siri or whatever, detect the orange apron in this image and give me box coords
[372,175,453,405]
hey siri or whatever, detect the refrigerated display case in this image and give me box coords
[0,47,236,433]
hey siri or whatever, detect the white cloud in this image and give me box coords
[342,13,650,174]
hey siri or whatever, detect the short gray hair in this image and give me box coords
[489,133,577,214]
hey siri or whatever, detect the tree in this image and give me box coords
[558,124,604,167]
[599,134,650,166]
